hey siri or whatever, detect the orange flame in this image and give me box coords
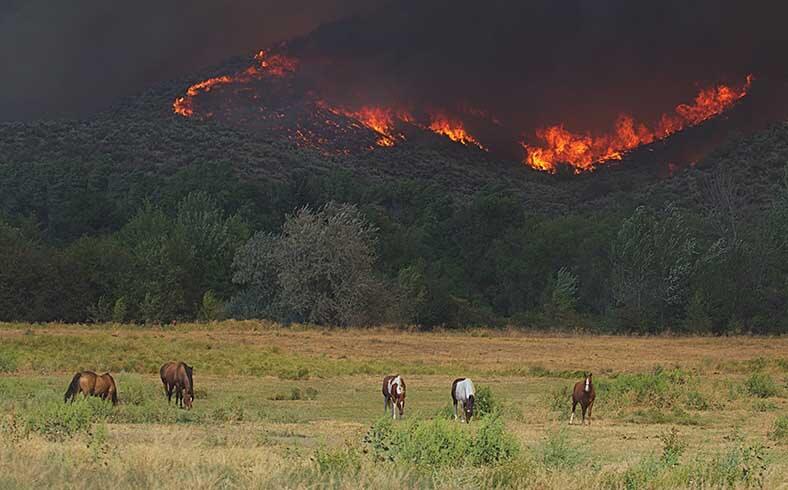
[172,50,297,118]
[524,75,753,172]
[428,114,485,149]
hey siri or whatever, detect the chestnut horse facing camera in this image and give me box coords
[570,372,595,425]
[382,375,406,419]
[64,371,118,405]
[160,362,194,409]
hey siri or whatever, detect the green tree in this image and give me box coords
[611,204,698,331]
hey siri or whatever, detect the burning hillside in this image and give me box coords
[172,45,754,173]
[524,76,753,172]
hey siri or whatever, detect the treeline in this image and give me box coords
[1,161,786,334]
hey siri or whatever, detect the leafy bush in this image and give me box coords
[604,366,691,409]
[25,398,113,441]
[744,372,778,398]
[364,415,519,468]
[473,385,498,418]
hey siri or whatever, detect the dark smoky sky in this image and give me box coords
[289,0,788,133]
[0,0,384,121]
[2,0,787,126]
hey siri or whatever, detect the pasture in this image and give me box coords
[0,321,786,489]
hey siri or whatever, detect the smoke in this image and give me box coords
[0,0,383,121]
[285,0,788,137]
[3,0,787,129]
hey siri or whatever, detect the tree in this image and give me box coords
[543,267,579,323]
[232,202,380,326]
[611,204,698,331]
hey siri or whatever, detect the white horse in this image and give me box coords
[382,375,406,419]
[452,378,476,422]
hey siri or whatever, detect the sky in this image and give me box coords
[1,0,786,124]
[0,0,383,120]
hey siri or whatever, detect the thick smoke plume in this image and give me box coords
[0,0,382,121]
[3,0,787,130]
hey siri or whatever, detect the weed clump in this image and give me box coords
[364,414,519,468]
[744,372,778,398]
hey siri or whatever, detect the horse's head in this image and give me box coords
[395,382,406,417]
[182,388,193,410]
[465,395,475,422]
[584,373,593,393]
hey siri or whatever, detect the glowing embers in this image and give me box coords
[524,75,753,173]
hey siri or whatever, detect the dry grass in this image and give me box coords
[0,321,786,488]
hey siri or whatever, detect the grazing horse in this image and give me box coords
[64,371,118,405]
[160,361,194,409]
[570,372,595,425]
[452,378,476,423]
[382,375,406,419]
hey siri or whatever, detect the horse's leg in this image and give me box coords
[166,383,173,404]
[392,398,397,420]
[587,400,594,425]
[570,401,577,425]
[581,404,587,425]
[383,395,388,415]
[453,400,458,420]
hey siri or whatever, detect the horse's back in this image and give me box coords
[160,362,176,382]
[452,378,474,401]
[382,375,397,397]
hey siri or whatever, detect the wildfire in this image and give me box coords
[172,50,297,118]
[524,75,753,172]
[337,106,408,147]
[428,114,485,149]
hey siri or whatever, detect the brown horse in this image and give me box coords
[64,371,118,405]
[382,375,406,419]
[570,372,595,425]
[160,362,194,409]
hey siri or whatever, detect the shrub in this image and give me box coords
[473,385,498,418]
[364,415,518,468]
[313,446,361,476]
[200,290,224,321]
[534,427,584,469]
[26,398,112,441]
[769,415,788,443]
[472,414,520,465]
[744,372,778,398]
[604,366,690,409]
[658,427,686,467]
[0,351,17,373]
[112,297,127,323]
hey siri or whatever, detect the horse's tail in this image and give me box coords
[64,372,81,403]
[110,387,118,405]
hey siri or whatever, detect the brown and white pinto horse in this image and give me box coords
[452,378,476,423]
[570,372,595,425]
[64,371,118,405]
[382,375,406,419]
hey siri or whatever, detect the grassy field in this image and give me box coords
[0,321,786,489]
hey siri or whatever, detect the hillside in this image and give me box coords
[1,58,787,332]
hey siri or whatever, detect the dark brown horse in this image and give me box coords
[64,371,118,405]
[160,361,194,409]
[382,375,406,419]
[570,372,595,425]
